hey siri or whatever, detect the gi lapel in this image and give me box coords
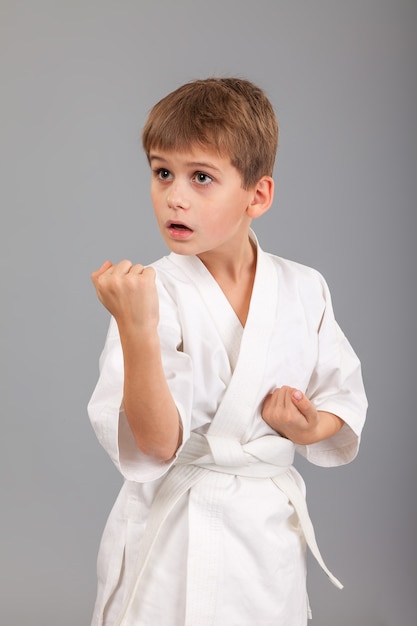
[206,238,278,441]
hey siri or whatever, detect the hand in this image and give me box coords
[91,260,159,332]
[261,386,343,445]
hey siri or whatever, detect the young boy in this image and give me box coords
[88,77,367,626]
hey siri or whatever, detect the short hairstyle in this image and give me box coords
[142,77,279,189]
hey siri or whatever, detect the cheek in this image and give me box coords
[150,189,163,212]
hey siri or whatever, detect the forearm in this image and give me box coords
[312,411,344,444]
[270,410,344,446]
[120,327,181,461]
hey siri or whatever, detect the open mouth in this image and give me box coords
[169,222,192,232]
[166,221,194,239]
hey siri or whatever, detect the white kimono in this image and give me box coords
[88,232,367,626]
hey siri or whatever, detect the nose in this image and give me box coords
[166,181,190,210]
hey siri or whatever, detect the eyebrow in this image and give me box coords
[149,154,222,173]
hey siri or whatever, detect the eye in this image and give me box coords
[193,171,213,185]
[154,168,172,180]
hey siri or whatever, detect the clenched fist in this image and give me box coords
[91,260,159,332]
[262,386,343,445]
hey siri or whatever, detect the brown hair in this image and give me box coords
[142,77,278,189]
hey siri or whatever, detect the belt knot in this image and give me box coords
[204,434,248,467]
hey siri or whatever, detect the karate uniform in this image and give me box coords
[88,231,367,626]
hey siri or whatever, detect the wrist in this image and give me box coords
[117,319,159,342]
[316,411,344,441]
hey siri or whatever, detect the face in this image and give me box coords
[149,147,257,259]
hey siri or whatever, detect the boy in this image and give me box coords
[88,77,367,626]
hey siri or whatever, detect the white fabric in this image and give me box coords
[88,231,367,626]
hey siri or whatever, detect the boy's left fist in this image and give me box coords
[261,386,320,445]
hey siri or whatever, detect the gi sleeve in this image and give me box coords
[297,274,368,467]
[88,276,193,482]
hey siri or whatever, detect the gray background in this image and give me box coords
[1,1,416,624]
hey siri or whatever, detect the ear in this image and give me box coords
[246,176,274,219]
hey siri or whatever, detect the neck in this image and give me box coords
[198,234,257,283]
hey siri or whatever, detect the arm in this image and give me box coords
[91,260,181,462]
[262,386,344,445]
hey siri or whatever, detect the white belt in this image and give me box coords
[114,433,342,625]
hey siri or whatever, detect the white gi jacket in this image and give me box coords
[88,232,367,626]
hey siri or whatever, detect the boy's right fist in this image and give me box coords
[91,260,159,331]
